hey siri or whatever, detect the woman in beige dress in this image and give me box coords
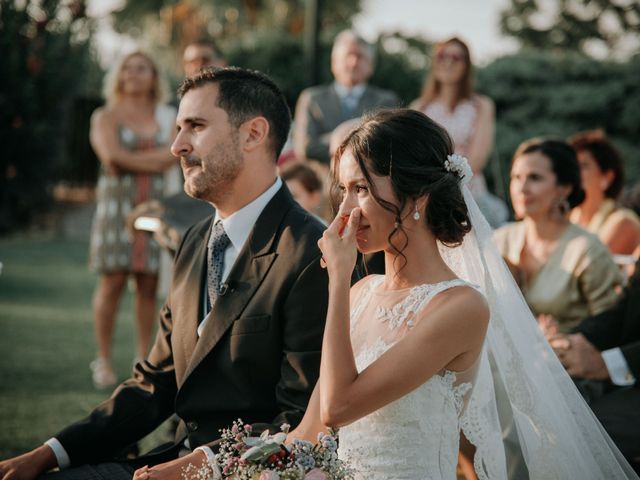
[411,37,507,227]
[88,51,176,388]
[568,129,640,255]
[494,138,622,333]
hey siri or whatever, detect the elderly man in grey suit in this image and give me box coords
[293,30,400,165]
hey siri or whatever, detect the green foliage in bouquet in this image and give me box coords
[182,420,353,480]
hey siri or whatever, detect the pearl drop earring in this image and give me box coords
[413,204,421,221]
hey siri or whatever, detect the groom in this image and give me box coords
[0,68,329,479]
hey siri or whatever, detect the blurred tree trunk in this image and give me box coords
[304,0,321,87]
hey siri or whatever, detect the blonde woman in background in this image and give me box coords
[88,51,176,388]
[568,129,640,256]
[411,37,507,228]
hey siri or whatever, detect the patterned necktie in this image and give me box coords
[342,91,358,119]
[207,221,231,312]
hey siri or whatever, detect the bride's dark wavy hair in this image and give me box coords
[331,108,472,271]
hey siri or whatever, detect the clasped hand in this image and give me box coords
[549,333,609,381]
[318,208,360,278]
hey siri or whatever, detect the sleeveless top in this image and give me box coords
[338,275,479,479]
[494,222,622,332]
[421,98,508,228]
[89,105,175,274]
[423,98,484,195]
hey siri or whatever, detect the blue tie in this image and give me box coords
[207,221,231,311]
[342,91,358,119]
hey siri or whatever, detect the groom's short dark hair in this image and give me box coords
[178,67,291,160]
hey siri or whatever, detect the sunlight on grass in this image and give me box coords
[0,235,166,458]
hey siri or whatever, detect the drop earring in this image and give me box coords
[413,204,421,221]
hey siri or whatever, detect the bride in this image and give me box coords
[289,109,637,479]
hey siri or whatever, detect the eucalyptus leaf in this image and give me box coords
[241,442,282,461]
[244,436,263,447]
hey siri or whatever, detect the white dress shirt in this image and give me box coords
[602,347,636,386]
[198,176,282,336]
[47,177,283,470]
[334,82,367,115]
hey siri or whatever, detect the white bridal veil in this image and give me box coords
[440,185,639,479]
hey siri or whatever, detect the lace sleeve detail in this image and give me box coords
[350,276,383,333]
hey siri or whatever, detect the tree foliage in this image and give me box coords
[110,0,362,79]
[4,0,639,235]
[500,0,640,58]
[113,0,360,38]
[476,50,640,192]
[0,0,99,233]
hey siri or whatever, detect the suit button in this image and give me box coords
[187,421,198,432]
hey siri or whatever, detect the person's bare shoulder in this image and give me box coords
[349,274,381,303]
[448,285,488,324]
[91,105,120,127]
[474,94,494,114]
[427,283,490,339]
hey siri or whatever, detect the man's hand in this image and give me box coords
[0,445,58,480]
[550,333,610,380]
[133,450,210,480]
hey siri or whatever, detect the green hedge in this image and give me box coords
[477,50,640,189]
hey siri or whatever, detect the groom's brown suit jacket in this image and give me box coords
[55,185,329,466]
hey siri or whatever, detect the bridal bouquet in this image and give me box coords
[182,419,353,480]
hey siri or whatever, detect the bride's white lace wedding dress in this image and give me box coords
[335,183,638,479]
[338,275,479,480]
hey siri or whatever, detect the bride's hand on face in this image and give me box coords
[318,208,361,279]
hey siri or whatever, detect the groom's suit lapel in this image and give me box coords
[176,222,208,381]
[180,186,291,385]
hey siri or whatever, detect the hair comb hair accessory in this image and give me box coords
[444,153,473,186]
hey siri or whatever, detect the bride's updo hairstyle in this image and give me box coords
[332,108,471,255]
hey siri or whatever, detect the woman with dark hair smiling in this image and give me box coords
[495,138,622,334]
[88,51,176,388]
[568,129,640,255]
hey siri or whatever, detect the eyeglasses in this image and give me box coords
[435,51,465,64]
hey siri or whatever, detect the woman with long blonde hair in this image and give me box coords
[412,37,507,227]
[88,51,176,388]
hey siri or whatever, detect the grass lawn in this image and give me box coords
[0,233,170,459]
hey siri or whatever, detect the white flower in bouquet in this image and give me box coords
[181,419,354,480]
